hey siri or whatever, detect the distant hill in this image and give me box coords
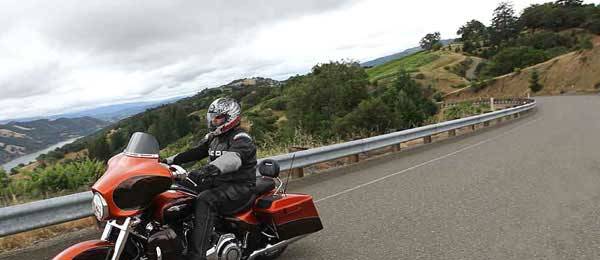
[361,39,454,67]
[0,117,109,164]
[447,35,600,100]
[0,96,185,124]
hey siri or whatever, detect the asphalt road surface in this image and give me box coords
[3,96,600,260]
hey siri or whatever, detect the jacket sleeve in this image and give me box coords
[209,133,256,174]
[172,138,210,165]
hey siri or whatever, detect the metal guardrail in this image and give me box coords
[0,99,536,237]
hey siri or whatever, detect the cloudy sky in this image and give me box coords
[0,0,557,120]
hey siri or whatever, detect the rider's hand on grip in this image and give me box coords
[168,165,188,181]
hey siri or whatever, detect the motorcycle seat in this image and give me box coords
[255,177,276,195]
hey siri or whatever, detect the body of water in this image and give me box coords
[2,137,81,171]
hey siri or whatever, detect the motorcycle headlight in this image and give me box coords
[92,192,109,221]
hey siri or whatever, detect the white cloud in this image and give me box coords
[0,0,575,120]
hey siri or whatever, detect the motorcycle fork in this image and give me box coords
[100,217,132,260]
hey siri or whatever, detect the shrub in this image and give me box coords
[285,61,369,139]
[262,96,286,110]
[433,92,444,102]
[485,47,547,76]
[513,67,521,74]
[529,70,543,92]
[415,73,426,79]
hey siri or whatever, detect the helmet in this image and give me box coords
[206,97,241,135]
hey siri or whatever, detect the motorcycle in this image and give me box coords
[53,132,323,260]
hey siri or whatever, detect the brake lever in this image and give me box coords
[186,177,198,187]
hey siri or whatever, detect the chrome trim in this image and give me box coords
[123,152,159,158]
[99,217,132,260]
[92,193,109,221]
[247,234,308,260]
[156,247,162,260]
[206,246,216,257]
[100,221,112,241]
[274,177,284,195]
[216,233,236,255]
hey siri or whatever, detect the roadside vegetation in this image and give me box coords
[2,0,599,206]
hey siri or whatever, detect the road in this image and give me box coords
[281,96,600,259]
[3,96,600,259]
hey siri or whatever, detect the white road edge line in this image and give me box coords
[315,118,540,204]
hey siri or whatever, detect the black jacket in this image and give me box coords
[172,127,257,185]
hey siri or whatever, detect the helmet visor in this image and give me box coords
[207,112,226,128]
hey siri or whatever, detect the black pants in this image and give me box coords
[188,182,254,260]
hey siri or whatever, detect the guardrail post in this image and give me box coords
[448,129,456,137]
[423,136,432,144]
[392,143,401,152]
[348,154,359,163]
[514,112,520,119]
[291,168,304,179]
[471,124,476,131]
[483,121,490,127]
[490,97,495,111]
[288,147,307,178]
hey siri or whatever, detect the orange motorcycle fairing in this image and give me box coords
[93,153,173,219]
[52,240,114,260]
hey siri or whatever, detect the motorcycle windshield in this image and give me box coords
[123,132,160,158]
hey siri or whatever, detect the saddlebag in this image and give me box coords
[254,194,323,240]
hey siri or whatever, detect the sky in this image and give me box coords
[0,0,560,121]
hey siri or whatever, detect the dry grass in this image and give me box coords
[447,35,600,100]
[0,217,97,253]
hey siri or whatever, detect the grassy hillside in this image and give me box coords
[446,35,600,100]
[365,47,485,97]
[366,51,440,82]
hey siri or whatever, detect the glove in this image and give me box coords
[168,165,188,181]
[200,164,221,176]
[161,155,176,165]
[188,164,221,183]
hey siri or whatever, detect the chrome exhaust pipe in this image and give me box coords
[247,235,308,260]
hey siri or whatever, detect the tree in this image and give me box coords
[380,70,438,129]
[457,20,488,45]
[109,130,128,152]
[529,70,543,92]
[88,136,111,162]
[334,97,395,137]
[285,61,369,139]
[458,20,488,53]
[555,0,583,7]
[0,169,10,188]
[420,32,441,50]
[490,2,520,45]
[484,47,547,76]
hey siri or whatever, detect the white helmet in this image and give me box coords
[206,97,241,135]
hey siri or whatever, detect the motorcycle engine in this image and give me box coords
[146,227,184,260]
[216,233,242,260]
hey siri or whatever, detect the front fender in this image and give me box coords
[53,240,114,260]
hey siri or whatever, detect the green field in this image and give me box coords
[366,51,440,82]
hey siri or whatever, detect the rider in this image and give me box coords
[165,97,257,260]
